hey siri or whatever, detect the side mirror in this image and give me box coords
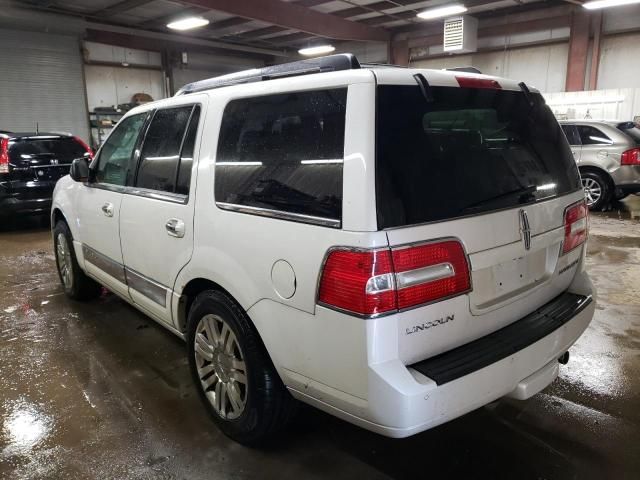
[69,157,90,182]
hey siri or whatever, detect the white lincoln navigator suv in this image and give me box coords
[52,54,595,444]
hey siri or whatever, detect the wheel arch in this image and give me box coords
[177,277,253,334]
[578,165,614,187]
[51,207,67,230]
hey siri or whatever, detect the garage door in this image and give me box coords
[0,28,89,141]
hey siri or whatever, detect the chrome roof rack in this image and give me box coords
[175,53,361,96]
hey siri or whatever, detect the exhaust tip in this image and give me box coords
[558,351,570,365]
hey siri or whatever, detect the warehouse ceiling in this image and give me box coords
[10,0,582,56]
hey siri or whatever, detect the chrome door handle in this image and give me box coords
[101,202,114,217]
[165,218,185,238]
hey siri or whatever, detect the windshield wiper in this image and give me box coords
[463,185,537,212]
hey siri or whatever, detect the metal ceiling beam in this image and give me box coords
[85,21,290,57]
[91,0,155,17]
[176,0,390,42]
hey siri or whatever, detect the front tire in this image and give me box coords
[581,171,610,211]
[187,290,297,445]
[53,220,101,300]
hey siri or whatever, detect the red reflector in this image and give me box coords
[73,136,94,160]
[621,147,640,165]
[318,249,396,316]
[393,241,471,310]
[318,239,471,317]
[0,137,9,174]
[455,76,501,90]
[563,201,588,255]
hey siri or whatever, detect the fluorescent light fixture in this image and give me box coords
[167,16,210,31]
[300,159,343,164]
[417,4,467,20]
[583,0,640,9]
[298,45,336,56]
[217,161,263,166]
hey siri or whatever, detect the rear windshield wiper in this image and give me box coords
[462,185,537,212]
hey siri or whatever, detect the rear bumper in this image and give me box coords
[289,287,595,438]
[0,182,55,216]
[611,165,640,192]
[0,195,52,216]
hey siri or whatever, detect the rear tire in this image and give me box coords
[581,170,610,211]
[187,290,297,445]
[53,220,101,300]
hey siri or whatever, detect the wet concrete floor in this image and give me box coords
[0,200,639,480]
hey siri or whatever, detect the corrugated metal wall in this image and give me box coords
[0,28,89,141]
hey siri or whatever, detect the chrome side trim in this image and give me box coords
[216,202,341,228]
[125,267,168,308]
[396,263,454,289]
[87,183,187,204]
[125,187,187,204]
[82,245,126,284]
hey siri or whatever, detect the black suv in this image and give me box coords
[0,132,92,217]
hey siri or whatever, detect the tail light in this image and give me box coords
[0,137,9,174]
[455,76,502,89]
[562,200,588,255]
[73,136,94,160]
[318,239,471,317]
[621,147,640,165]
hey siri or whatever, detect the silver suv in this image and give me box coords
[560,120,640,210]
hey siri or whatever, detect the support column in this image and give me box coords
[389,40,409,66]
[588,12,603,91]
[565,9,590,92]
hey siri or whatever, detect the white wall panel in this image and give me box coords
[84,41,162,67]
[412,43,569,92]
[597,33,640,90]
[171,51,264,91]
[85,65,165,110]
[544,88,640,122]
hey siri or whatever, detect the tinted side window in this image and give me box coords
[215,89,346,223]
[561,124,580,146]
[95,113,147,186]
[176,107,200,195]
[136,106,193,192]
[578,125,612,145]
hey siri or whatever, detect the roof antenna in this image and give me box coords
[36,122,39,134]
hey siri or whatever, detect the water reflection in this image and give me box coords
[2,400,51,454]
[599,194,640,221]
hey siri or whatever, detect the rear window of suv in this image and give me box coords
[9,137,89,162]
[376,85,581,229]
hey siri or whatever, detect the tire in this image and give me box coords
[53,220,101,300]
[187,290,297,445]
[581,170,610,211]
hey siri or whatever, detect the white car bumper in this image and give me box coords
[290,292,595,438]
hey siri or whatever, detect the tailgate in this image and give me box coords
[8,136,89,182]
[375,77,586,364]
[387,192,586,364]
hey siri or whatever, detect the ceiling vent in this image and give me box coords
[443,16,478,53]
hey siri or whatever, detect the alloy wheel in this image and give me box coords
[194,314,248,420]
[56,233,73,290]
[582,177,602,207]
